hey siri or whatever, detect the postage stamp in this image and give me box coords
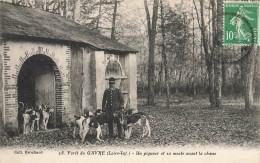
[224,2,259,45]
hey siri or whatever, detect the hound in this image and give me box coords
[23,113,31,134]
[73,110,94,140]
[94,109,110,126]
[42,105,54,130]
[34,105,42,131]
[118,110,151,139]
[94,109,126,137]
[29,108,37,133]
[73,115,85,139]
[125,109,146,116]
[23,107,36,134]
[93,109,110,136]
[81,115,103,143]
[18,102,25,133]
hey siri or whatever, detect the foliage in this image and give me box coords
[164,4,193,81]
[164,7,192,63]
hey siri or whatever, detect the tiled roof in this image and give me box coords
[0,2,138,53]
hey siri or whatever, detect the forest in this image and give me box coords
[16,0,260,109]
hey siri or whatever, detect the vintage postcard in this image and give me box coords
[0,0,259,162]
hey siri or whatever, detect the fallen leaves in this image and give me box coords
[0,100,259,148]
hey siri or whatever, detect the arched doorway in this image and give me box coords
[17,54,62,129]
[105,60,123,88]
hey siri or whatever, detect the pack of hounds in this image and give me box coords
[73,109,151,143]
[18,100,151,142]
[18,102,54,134]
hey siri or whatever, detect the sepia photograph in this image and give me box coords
[0,0,259,162]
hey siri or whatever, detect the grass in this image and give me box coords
[0,99,259,149]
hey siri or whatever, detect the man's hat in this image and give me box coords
[109,77,116,83]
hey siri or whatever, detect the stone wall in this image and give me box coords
[82,48,95,113]
[70,46,83,116]
[125,53,137,110]
[82,49,106,113]
[94,51,106,110]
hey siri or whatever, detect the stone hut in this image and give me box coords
[0,2,138,133]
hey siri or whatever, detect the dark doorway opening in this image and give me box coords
[17,54,60,129]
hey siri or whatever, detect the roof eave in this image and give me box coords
[1,33,138,53]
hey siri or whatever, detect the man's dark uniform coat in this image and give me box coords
[102,87,124,138]
[102,88,124,114]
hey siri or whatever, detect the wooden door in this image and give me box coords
[35,72,56,128]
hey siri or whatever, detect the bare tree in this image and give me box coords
[160,0,170,108]
[193,0,224,107]
[241,46,256,109]
[144,0,159,105]
[240,0,256,110]
[194,0,216,107]
[111,0,118,40]
[73,0,81,23]
[214,0,223,107]
[96,0,102,28]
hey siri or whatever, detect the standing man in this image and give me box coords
[102,77,124,139]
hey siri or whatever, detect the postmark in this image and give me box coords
[224,2,259,45]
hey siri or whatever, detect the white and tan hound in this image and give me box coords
[81,115,103,143]
[18,102,25,133]
[118,110,151,139]
[73,115,86,139]
[42,105,54,130]
[73,110,103,143]
[34,105,42,131]
[23,106,36,134]
[73,110,94,140]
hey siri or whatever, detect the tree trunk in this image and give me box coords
[252,46,258,96]
[144,0,159,106]
[222,62,227,95]
[194,0,216,106]
[96,0,102,29]
[73,0,80,23]
[254,46,260,101]
[241,47,246,97]
[64,0,69,18]
[241,47,256,109]
[207,62,215,106]
[43,0,47,11]
[192,2,196,98]
[200,35,203,84]
[147,35,155,105]
[210,0,216,107]
[176,68,182,93]
[158,64,163,96]
[214,0,223,107]
[111,0,118,40]
[214,59,222,107]
[160,0,170,109]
